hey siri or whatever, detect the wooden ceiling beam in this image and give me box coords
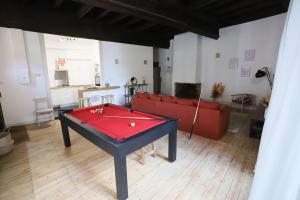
[108,14,128,24]
[215,0,267,17]
[0,2,171,48]
[220,1,280,20]
[156,26,180,37]
[220,4,285,28]
[78,5,93,18]
[0,0,288,48]
[122,18,142,27]
[132,22,157,32]
[200,0,234,12]
[97,10,110,19]
[22,0,35,4]
[280,0,290,10]
[72,0,219,39]
[189,0,220,10]
[53,0,64,8]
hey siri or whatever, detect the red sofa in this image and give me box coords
[132,93,230,140]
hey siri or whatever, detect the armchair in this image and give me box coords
[231,94,256,112]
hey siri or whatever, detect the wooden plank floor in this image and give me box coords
[0,118,259,200]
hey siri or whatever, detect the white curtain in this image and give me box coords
[250,0,300,199]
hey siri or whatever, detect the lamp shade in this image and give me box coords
[255,70,266,78]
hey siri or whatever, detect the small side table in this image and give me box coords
[249,104,265,138]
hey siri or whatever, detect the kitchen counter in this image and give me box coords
[50,84,121,107]
[78,86,121,106]
[50,86,84,106]
[78,86,120,98]
[79,86,120,93]
[50,85,85,89]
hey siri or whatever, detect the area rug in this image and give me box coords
[228,112,248,133]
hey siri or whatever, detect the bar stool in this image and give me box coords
[101,95,114,104]
[33,98,54,126]
[78,97,92,108]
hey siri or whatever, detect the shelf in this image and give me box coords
[80,86,120,92]
[55,70,68,72]
[50,85,85,89]
[124,84,149,87]
[78,86,121,98]
[124,83,149,105]
[124,94,134,97]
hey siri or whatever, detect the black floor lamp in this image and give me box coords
[255,67,273,90]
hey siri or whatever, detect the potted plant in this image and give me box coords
[211,82,225,102]
[0,128,14,156]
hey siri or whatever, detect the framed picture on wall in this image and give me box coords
[241,66,251,77]
[229,58,239,69]
[56,57,67,70]
[245,49,255,61]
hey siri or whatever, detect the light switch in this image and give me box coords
[114,59,119,64]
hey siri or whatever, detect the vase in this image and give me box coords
[0,129,14,156]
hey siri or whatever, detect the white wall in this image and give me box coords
[159,14,286,102]
[0,28,48,126]
[0,29,154,125]
[44,34,100,87]
[201,14,286,103]
[101,41,153,105]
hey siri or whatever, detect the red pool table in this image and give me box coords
[59,104,178,200]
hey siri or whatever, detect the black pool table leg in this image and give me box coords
[61,123,71,147]
[114,154,128,200]
[168,129,177,162]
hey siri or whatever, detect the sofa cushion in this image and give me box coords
[136,92,149,99]
[148,94,162,101]
[176,99,196,106]
[161,95,177,103]
[200,101,220,110]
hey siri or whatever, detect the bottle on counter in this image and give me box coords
[95,73,101,86]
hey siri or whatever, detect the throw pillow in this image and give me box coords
[176,99,196,106]
[136,92,149,99]
[148,94,162,101]
[161,95,177,103]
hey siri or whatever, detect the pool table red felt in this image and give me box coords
[68,104,166,141]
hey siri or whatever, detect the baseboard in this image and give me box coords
[6,118,53,127]
[6,120,36,127]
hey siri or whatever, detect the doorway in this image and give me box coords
[153,62,161,94]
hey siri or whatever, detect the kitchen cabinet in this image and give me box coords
[50,86,83,106]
